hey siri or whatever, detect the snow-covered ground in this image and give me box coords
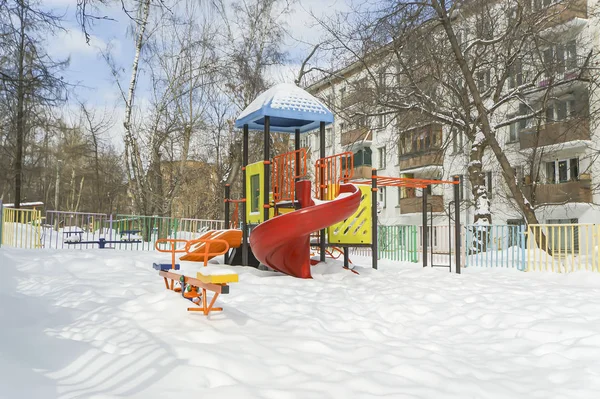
[1,248,600,398]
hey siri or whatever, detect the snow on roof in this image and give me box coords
[235,83,334,134]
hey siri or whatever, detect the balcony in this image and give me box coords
[399,195,444,214]
[519,118,590,150]
[399,150,444,171]
[541,0,587,30]
[350,165,372,180]
[341,127,372,146]
[537,56,590,89]
[341,88,375,108]
[522,178,592,205]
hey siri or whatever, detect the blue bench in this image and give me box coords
[153,263,180,271]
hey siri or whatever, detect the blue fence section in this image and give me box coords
[465,224,526,270]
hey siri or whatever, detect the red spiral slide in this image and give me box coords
[249,181,361,278]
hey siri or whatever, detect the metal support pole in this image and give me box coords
[295,128,301,204]
[454,176,461,274]
[372,168,378,270]
[422,187,428,268]
[319,121,326,263]
[224,184,230,264]
[264,116,271,222]
[344,247,349,269]
[242,124,249,266]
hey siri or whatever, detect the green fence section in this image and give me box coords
[378,225,419,262]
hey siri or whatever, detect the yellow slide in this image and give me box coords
[180,229,242,262]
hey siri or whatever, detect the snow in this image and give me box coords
[2,248,600,398]
[237,83,331,121]
[473,131,485,145]
[1,201,44,208]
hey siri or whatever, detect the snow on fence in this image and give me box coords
[525,223,600,273]
[465,224,526,270]
[1,206,42,249]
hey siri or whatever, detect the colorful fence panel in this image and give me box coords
[1,207,43,249]
[44,211,111,249]
[417,224,463,269]
[465,224,526,270]
[525,223,600,273]
[378,225,418,262]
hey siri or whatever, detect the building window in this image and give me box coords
[250,174,260,213]
[508,60,523,89]
[545,98,579,123]
[484,171,493,199]
[476,70,491,92]
[542,40,577,75]
[458,174,465,201]
[378,187,386,209]
[378,147,386,169]
[545,158,579,184]
[378,68,386,92]
[452,128,463,153]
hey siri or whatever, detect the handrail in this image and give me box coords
[272,148,308,203]
[155,238,189,269]
[185,238,231,266]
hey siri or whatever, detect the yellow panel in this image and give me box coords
[328,185,372,244]
[246,161,264,224]
[196,272,239,284]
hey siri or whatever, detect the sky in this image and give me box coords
[39,0,351,145]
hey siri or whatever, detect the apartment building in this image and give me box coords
[304,0,599,227]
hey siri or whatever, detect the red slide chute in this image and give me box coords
[249,182,361,278]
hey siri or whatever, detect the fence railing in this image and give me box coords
[1,208,225,251]
[465,224,526,270]
[1,207,43,249]
[525,223,600,273]
[378,225,418,262]
[4,209,598,275]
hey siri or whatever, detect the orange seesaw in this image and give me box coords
[154,238,239,316]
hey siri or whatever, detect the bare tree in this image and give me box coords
[307,0,598,235]
[0,0,68,208]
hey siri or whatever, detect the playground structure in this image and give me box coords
[153,237,239,315]
[227,83,462,278]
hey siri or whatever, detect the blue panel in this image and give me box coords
[153,263,180,271]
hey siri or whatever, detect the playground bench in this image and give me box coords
[64,237,142,248]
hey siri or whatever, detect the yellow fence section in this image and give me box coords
[525,224,600,273]
[1,207,43,249]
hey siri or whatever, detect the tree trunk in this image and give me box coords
[433,0,542,228]
[13,6,26,209]
[123,0,152,214]
[54,160,61,210]
[467,134,492,253]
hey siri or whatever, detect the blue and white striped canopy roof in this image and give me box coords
[235,83,334,133]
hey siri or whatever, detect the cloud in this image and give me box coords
[46,28,108,60]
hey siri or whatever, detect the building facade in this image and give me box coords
[304,0,600,227]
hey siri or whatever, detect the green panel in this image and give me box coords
[378,225,418,263]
